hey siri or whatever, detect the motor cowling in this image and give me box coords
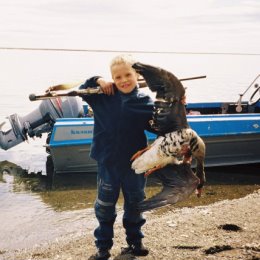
[0,97,83,150]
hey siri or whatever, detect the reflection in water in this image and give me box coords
[0,160,259,211]
[0,161,97,250]
[0,160,259,250]
[41,172,98,211]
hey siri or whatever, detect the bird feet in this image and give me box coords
[196,182,204,197]
[181,145,192,164]
[144,165,162,177]
[196,188,202,197]
[183,155,193,164]
[131,146,151,161]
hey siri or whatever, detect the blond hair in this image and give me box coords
[110,54,137,73]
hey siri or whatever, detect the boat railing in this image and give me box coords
[236,74,260,111]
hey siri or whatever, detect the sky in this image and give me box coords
[0,0,259,54]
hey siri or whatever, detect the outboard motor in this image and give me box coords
[0,97,83,150]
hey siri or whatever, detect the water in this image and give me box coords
[0,167,96,250]
[0,50,260,251]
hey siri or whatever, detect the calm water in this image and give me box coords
[0,50,259,251]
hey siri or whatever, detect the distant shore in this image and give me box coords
[2,189,260,260]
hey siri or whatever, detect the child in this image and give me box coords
[80,54,155,260]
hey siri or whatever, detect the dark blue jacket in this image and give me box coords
[79,77,154,167]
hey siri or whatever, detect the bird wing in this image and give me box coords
[137,163,199,212]
[132,62,189,133]
[132,62,185,102]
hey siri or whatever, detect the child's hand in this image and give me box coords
[97,78,115,95]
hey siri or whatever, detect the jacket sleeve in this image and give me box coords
[78,76,103,107]
[79,76,102,89]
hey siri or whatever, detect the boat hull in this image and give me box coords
[49,113,260,173]
[203,133,260,167]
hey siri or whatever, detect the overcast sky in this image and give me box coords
[0,0,259,54]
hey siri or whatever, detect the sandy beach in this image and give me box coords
[1,189,259,260]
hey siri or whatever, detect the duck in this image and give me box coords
[131,62,206,204]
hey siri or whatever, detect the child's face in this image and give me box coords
[111,63,138,94]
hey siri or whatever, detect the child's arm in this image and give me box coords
[79,76,115,96]
[96,78,115,96]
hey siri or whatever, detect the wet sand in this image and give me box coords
[0,162,259,259]
[1,190,259,260]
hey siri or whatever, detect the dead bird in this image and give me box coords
[131,62,206,204]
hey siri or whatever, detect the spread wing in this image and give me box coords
[137,163,199,212]
[132,62,189,134]
[132,62,185,102]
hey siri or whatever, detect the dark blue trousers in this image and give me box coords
[93,162,146,250]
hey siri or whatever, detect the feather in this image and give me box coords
[137,163,199,212]
[131,62,206,210]
[133,62,185,102]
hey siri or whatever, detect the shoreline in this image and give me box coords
[2,189,260,260]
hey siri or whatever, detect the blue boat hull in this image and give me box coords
[49,105,260,173]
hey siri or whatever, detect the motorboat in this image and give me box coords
[0,74,260,175]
